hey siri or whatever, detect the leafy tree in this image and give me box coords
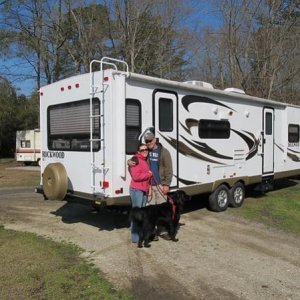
[0,77,38,157]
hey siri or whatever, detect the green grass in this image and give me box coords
[228,178,300,235]
[0,226,134,300]
[0,158,15,163]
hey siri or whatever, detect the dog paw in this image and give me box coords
[172,238,179,242]
[160,233,172,240]
[144,243,151,248]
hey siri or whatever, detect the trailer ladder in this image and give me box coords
[89,57,129,195]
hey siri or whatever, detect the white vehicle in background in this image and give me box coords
[16,129,41,166]
[37,57,300,211]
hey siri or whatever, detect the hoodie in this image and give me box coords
[129,152,152,193]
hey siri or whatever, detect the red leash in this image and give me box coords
[151,174,176,220]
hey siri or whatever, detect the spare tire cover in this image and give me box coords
[43,163,68,200]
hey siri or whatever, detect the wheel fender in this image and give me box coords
[42,163,68,200]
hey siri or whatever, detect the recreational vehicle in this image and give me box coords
[16,129,41,166]
[37,57,300,211]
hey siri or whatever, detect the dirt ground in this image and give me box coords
[0,186,299,300]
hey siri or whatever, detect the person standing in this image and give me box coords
[128,144,152,243]
[143,131,173,204]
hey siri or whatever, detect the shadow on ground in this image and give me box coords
[52,201,131,231]
[52,178,299,230]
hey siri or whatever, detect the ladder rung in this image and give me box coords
[90,138,103,142]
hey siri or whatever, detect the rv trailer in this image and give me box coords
[16,129,41,166]
[37,57,300,211]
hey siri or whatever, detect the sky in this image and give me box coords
[0,0,223,97]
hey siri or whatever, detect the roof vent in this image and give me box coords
[184,81,214,89]
[224,87,245,94]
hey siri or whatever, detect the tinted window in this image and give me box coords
[199,119,230,139]
[265,112,273,135]
[159,98,173,131]
[288,124,299,143]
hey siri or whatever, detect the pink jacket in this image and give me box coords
[129,153,152,193]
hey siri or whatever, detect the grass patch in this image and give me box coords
[0,161,40,187]
[0,226,133,300]
[0,158,15,163]
[228,178,300,235]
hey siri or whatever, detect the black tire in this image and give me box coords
[229,182,245,208]
[42,163,68,200]
[209,184,229,212]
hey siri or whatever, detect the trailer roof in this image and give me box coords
[122,70,299,109]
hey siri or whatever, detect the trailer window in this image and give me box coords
[48,98,100,151]
[126,99,141,154]
[265,112,273,135]
[198,119,230,139]
[159,98,173,131]
[288,124,299,143]
[21,140,31,148]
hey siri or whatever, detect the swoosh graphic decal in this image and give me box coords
[175,175,197,185]
[276,144,300,162]
[186,118,198,131]
[182,95,236,112]
[275,143,284,152]
[231,129,258,160]
[159,134,225,165]
[287,153,300,162]
[181,135,233,160]
[179,121,192,135]
[180,119,198,134]
[287,148,300,154]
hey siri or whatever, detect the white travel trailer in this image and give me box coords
[16,129,41,165]
[37,57,300,211]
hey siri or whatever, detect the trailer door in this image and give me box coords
[153,90,178,189]
[263,108,274,174]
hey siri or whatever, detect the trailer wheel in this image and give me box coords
[209,184,229,212]
[37,158,41,167]
[42,163,68,200]
[229,182,245,208]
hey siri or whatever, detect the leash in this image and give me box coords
[151,174,176,220]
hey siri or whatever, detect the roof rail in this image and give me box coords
[90,57,129,77]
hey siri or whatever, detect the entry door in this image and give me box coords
[263,108,274,174]
[153,90,178,188]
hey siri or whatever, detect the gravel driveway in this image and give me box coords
[0,187,299,299]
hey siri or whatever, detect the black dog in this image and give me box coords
[130,190,186,248]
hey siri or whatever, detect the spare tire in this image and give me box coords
[42,163,68,200]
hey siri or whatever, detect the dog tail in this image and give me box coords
[130,207,144,223]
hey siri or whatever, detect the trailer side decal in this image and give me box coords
[181,136,233,160]
[174,175,197,185]
[160,134,225,165]
[182,95,236,112]
[184,119,198,134]
[231,129,259,160]
[276,144,300,162]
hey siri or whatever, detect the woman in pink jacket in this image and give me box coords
[129,144,152,243]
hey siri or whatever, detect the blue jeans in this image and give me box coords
[130,187,147,242]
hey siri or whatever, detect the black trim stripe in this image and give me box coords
[231,129,259,160]
[181,136,233,160]
[160,134,225,165]
[182,95,236,112]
